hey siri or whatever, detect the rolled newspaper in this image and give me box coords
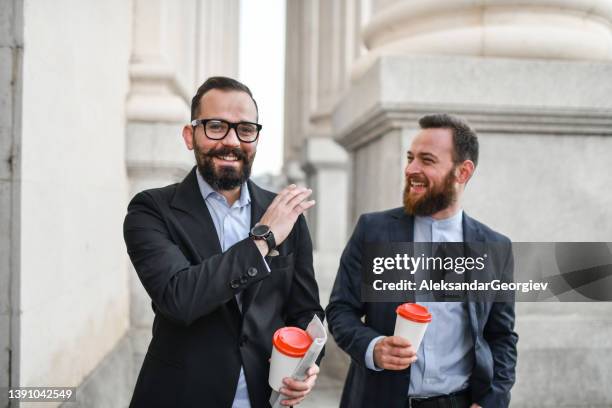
[269,315,327,408]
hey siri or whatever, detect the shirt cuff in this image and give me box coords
[365,335,386,371]
[261,254,271,273]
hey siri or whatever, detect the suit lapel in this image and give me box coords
[387,210,416,307]
[170,167,222,258]
[388,208,414,243]
[170,167,241,326]
[463,212,486,338]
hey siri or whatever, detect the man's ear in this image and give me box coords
[456,160,475,184]
[182,125,194,150]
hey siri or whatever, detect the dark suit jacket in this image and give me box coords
[123,167,324,408]
[326,207,518,408]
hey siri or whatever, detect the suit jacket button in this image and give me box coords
[247,267,258,277]
[230,279,240,289]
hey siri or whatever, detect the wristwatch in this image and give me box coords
[249,224,276,254]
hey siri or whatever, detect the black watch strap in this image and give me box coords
[263,231,276,253]
[249,225,276,254]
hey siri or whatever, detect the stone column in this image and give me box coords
[0,0,23,400]
[283,0,318,184]
[125,0,240,381]
[284,0,365,384]
[285,0,364,249]
[330,1,612,406]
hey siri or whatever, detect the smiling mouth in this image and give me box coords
[408,179,428,193]
[214,154,240,162]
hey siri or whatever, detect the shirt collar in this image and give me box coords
[195,168,251,208]
[415,209,463,229]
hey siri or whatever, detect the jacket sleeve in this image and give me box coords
[326,215,382,366]
[477,243,519,408]
[123,191,270,327]
[284,214,325,329]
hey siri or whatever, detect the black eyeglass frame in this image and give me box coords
[191,118,263,143]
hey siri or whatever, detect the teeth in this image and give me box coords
[411,182,425,187]
[219,155,238,161]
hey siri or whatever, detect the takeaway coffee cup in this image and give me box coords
[269,327,313,391]
[394,303,432,351]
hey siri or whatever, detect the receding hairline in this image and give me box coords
[193,88,259,120]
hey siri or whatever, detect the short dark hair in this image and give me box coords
[190,76,258,121]
[418,113,479,167]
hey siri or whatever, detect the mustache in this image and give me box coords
[407,173,429,186]
[202,146,248,162]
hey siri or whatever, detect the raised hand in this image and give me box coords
[257,185,315,248]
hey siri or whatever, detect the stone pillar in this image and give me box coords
[284,1,364,384]
[283,0,318,179]
[302,138,349,251]
[330,1,612,406]
[285,0,363,248]
[196,0,240,81]
[352,0,612,79]
[0,0,23,401]
[125,0,240,381]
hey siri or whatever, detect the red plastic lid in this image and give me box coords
[273,327,312,358]
[396,303,432,323]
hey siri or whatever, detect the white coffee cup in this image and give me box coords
[269,327,312,391]
[393,303,432,351]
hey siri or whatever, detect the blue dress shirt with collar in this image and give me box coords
[195,170,262,408]
[364,210,474,398]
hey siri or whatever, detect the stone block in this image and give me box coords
[67,335,135,408]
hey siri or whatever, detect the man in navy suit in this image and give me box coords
[326,113,518,408]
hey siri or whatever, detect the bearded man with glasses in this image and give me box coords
[124,76,324,408]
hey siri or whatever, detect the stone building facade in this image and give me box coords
[284,1,612,406]
[1,0,239,406]
[2,1,612,407]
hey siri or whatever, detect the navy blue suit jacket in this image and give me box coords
[326,208,518,408]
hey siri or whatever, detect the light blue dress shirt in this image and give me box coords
[195,171,254,408]
[365,210,474,398]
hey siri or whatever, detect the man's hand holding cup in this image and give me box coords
[373,336,418,370]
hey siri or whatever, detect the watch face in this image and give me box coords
[252,224,270,236]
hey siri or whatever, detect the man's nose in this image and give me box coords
[221,127,241,147]
[405,160,420,176]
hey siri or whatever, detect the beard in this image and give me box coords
[194,142,254,191]
[403,167,457,216]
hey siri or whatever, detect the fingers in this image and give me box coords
[277,185,307,207]
[380,337,415,355]
[388,345,416,358]
[278,186,316,216]
[257,184,316,246]
[282,374,316,392]
[269,185,315,217]
[279,375,317,406]
[286,188,313,209]
[282,397,305,406]
[378,354,417,369]
[387,336,412,348]
[269,184,297,210]
[293,199,316,216]
[307,364,320,376]
[375,337,417,370]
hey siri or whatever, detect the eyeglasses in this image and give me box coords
[191,118,262,143]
